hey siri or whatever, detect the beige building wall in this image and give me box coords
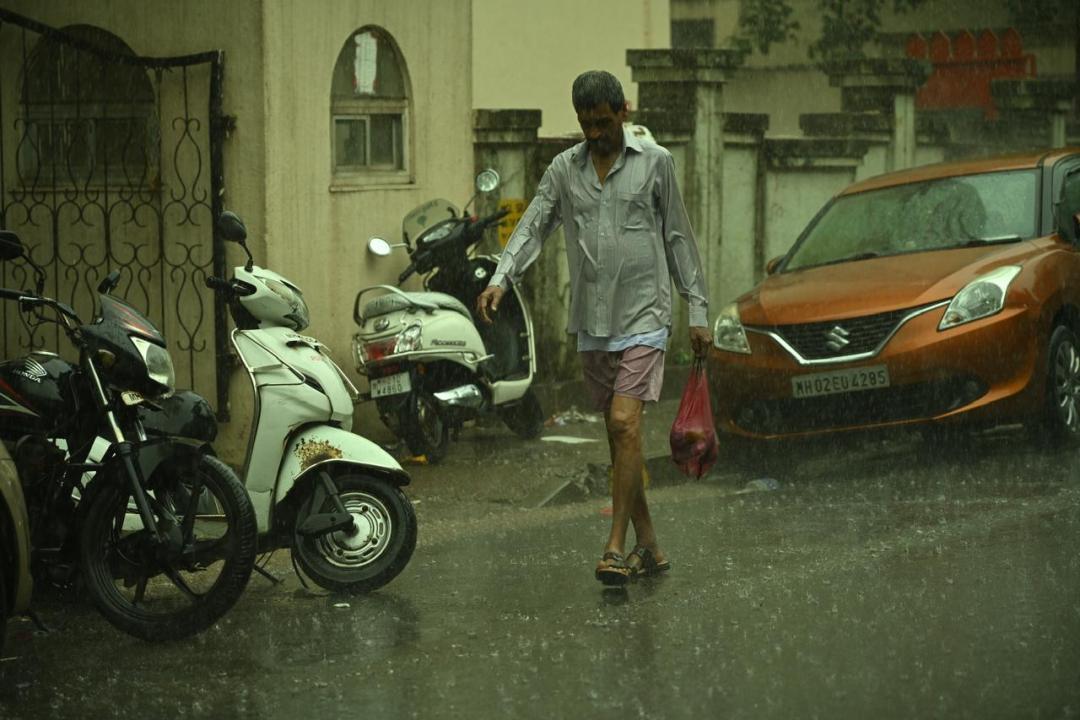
[259,0,474,448]
[472,0,670,137]
[3,1,475,459]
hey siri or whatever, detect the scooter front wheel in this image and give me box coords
[292,474,417,594]
[497,388,545,440]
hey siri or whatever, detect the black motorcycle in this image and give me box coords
[0,229,257,641]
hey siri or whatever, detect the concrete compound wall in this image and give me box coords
[476,87,1072,387]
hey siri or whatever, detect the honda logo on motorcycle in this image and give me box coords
[825,325,851,352]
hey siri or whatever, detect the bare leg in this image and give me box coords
[603,395,645,554]
[603,399,666,565]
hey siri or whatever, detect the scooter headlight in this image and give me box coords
[394,323,423,354]
[265,278,310,332]
[130,335,176,396]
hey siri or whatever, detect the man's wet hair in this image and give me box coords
[572,71,626,114]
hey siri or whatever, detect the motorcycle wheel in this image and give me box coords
[497,388,545,440]
[402,392,449,463]
[292,474,417,594]
[79,454,257,642]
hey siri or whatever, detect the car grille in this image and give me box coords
[733,376,987,436]
[756,304,934,360]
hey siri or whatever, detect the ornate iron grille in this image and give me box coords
[0,10,231,418]
[761,305,930,360]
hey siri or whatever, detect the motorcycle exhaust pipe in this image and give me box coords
[433,384,484,409]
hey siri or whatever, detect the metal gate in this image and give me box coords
[0,9,230,417]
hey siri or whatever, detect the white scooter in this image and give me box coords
[352,170,544,463]
[205,211,416,593]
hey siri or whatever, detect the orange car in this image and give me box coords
[709,148,1080,441]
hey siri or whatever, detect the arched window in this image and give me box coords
[20,25,155,188]
[330,27,411,183]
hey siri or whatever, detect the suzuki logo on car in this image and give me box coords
[825,325,851,352]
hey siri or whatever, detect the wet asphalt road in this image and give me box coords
[2,401,1080,719]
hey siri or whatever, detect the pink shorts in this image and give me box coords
[580,346,665,412]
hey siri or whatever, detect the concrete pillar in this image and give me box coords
[992,79,1076,150]
[626,48,743,340]
[472,109,542,248]
[893,92,917,170]
[823,59,929,172]
[1051,112,1067,149]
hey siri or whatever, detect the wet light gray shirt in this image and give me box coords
[490,129,709,336]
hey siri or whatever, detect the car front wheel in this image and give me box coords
[1038,325,1080,444]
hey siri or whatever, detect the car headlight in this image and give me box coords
[939,265,1022,331]
[129,335,176,395]
[394,323,423,354]
[713,302,751,354]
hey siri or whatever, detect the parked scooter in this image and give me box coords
[204,211,416,593]
[0,230,258,642]
[352,170,544,463]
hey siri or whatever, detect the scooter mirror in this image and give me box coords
[367,237,393,256]
[217,211,248,243]
[475,169,500,194]
[0,231,25,262]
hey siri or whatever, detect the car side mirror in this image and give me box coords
[0,230,25,262]
[765,255,785,275]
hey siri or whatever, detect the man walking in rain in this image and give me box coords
[476,70,712,585]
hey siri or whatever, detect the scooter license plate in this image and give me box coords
[370,371,412,398]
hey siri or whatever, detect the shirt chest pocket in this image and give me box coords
[617,191,652,231]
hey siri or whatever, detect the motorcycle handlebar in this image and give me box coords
[479,208,511,228]
[463,208,511,247]
[398,264,417,284]
[0,289,77,326]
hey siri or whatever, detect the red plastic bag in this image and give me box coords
[670,360,718,479]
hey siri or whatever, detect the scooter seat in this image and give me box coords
[362,291,472,322]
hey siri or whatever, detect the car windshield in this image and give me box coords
[783,170,1039,271]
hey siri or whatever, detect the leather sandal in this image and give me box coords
[626,545,671,578]
[594,551,632,586]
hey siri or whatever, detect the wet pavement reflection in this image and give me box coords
[2,407,1080,718]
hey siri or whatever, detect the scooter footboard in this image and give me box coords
[275,426,410,506]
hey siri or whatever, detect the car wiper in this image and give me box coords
[955,235,1024,247]
[816,251,881,267]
